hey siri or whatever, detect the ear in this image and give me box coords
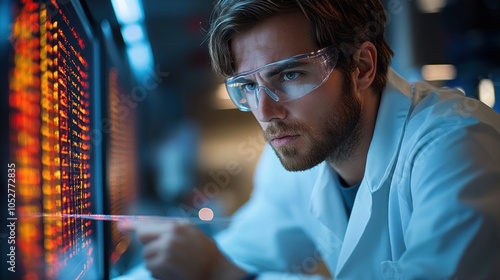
[355,41,377,91]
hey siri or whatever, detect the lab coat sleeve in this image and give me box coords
[215,145,329,279]
[384,108,500,278]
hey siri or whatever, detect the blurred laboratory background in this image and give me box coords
[87,0,500,217]
[92,0,500,220]
[1,0,499,279]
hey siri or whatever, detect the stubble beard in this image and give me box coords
[265,75,364,171]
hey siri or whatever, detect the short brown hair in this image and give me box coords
[208,0,394,94]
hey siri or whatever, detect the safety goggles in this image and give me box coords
[225,45,339,112]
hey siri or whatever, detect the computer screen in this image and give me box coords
[99,19,139,277]
[1,0,104,279]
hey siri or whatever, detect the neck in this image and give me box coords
[328,89,380,186]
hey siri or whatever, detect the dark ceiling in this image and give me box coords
[142,0,214,79]
[85,0,217,93]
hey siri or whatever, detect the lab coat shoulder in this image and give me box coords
[405,83,500,140]
[384,83,500,279]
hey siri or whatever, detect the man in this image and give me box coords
[119,0,500,279]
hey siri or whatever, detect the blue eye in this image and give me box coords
[283,72,300,81]
[242,83,257,92]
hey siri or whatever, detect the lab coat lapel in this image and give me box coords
[309,163,348,244]
[335,69,413,274]
[309,163,348,271]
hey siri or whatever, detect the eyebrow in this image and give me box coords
[264,61,309,79]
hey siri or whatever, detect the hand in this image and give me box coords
[118,220,246,280]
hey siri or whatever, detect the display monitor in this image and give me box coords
[1,0,103,279]
[99,19,139,277]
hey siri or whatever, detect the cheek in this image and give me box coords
[289,88,340,122]
[252,113,268,131]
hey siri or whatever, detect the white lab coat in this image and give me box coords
[215,69,500,279]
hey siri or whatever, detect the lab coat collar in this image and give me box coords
[308,163,348,271]
[363,68,412,192]
[309,68,413,274]
[309,163,348,243]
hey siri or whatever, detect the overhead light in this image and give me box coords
[421,64,457,81]
[127,42,153,73]
[121,23,145,44]
[111,0,144,24]
[417,0,447,13]
[0,0,10,55]
[478,79,496,108]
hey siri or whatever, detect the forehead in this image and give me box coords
[231,12,318,74]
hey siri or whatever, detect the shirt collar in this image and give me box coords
[362,68,412,192]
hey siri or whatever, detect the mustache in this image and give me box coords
[264,121,305,140]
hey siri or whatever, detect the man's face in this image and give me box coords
[231,12,364,171]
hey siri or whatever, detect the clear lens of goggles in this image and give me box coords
[225,45,338,112]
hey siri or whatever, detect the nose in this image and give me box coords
[253,86,286,122]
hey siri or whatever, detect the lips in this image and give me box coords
[269,133,300,147]
[270,133,296,140]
